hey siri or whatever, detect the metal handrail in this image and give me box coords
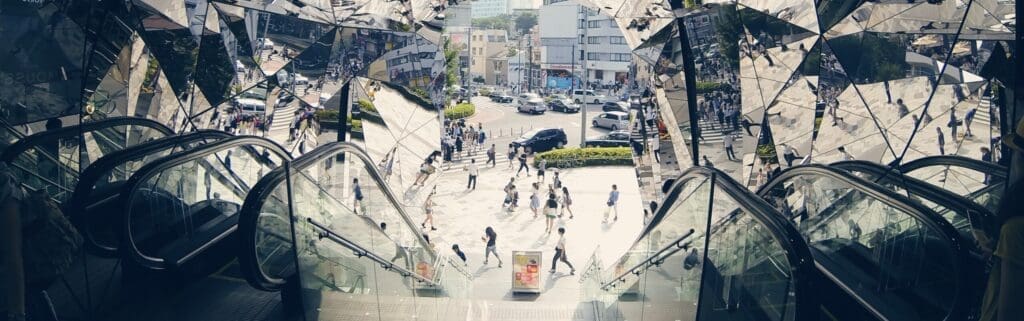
[756,164,977,321]
[238,142,439,291]
[307,218,437,286]
[0,116,174,163]
[899,155,1008,180]
[120,136,290,270]
[68,130,231,257]
[600,229,694,290]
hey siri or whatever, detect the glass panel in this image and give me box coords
[904,165,1004,213]
[292,218,381,321]
[126,144,283,266]
[777,173,957,320]
[254,181,295,282]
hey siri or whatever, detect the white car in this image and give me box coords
[517,93,541,105]
[293,74,310,86]
[517,98,548,114]
[257,38,275,50]
[572,89,608,104]
[592,111,629,130]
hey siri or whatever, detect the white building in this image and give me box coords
[539,2,631,90]
[580,11,631,87]
[471,0,509,18]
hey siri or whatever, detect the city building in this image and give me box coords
[469,29,509,86]
[539,2,632,91]
[580,11,632,88]
[471,0,509,18]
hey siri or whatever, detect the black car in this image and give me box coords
[584,130,631,147]
[490,92,514,103]
[602,101,629,113]
[513,128,568,153]
[548,99,581,113]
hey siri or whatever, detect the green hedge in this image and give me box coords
[315,109,340,121]
[533,147,633,168]
[695,81,727,94]
[357,99,376,113]
[445,103,475,119]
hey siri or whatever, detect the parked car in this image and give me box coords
[592,111,629,130]
[602,101,629,113]
[584,130,631,147]
[572,90,608,104]
[517,98,548,114]
[513,128,568,153]
[548,99,580,113]
[545,94,569,102]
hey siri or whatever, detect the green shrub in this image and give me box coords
[357,99,376,113]
[315,109,340,121]
[695,81,726,94]
[533,147,633,168]
[445,103,475,119]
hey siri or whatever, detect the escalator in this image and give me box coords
[0,117,174,202]
[236,142,473,321]
[579,166,819,321]
[833,160,997,248]
[120,136,290,273]
[68,130,231,258]
[757,165,981,321]
[898,155,1008,214]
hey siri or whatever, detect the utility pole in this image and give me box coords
[579,6,591,147]
[518,37,523,94]
[527,38,533,93]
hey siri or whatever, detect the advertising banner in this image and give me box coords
[511,250,543,293]
[546,76,573,90]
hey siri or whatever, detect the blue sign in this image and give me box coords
[546,76,573,89]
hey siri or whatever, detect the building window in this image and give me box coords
[587,36,601,44]
[608,19,617,27]
[610,36,626,44]
[579,34,585,44]
[588,20,600,28]
[612,53,631,62]
[587,52,600,60]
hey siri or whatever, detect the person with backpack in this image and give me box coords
[544,193,559,234]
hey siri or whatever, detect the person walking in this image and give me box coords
[561,186,574,219]
[352,178,364,215]
[965,107,976,137]
[948,110,960,140]
[420,190,437,230]
[552,171,562,190]
[530,183,541,218]
[536,158,547,183]
[482,227,503,267]
[782,144,800,167]
[838,146,854,161]
[506,144,516,169]
[723,132,736,161]
[937,127,946,155]
[651,135,661,163]
[224,150,233,171]
[465,159,479,190]
[544,193,558,234]
[703,155,714,168]
[451,244,468,266]
[503,177,516,208]
[516,151,531,177]
[981,147,992,184]
[549,227,576,275]
[477,126,487,150]
[486,144,496,167]
[604,184,620,222]
[508,185,520,212]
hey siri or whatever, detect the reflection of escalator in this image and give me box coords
[0,117,174,202]
[757,165,982,321]
[899,155,1007,213]
[586,166,819,321]
[833,160,996,247]
[120,136,290,273]
[69,130,231,258]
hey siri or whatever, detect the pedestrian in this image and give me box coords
[486,144,496,167]
[382,222,412,269]
[413,157,436,186]
[549,227,576,275]
[451,244,468,266]
[352,178,364,215]
[544,193,558,234]
[507,144,516,169]
[651,135,661,163]
[604,184,620,222]
[421,190,437,230]
[477,125,487,148]
[837,146,854,161]
[503,177,516,207]
[537,158,547,183]
[981,147,992,184]
[723,132,736,161]
[896,98,909,118]
[204,170,212,199]
[482,227,503,267]
[561,186,574,219]
[782,144,799,167]
[530,183,541,218]
[965,107,976,137]
[465,159,479,190]
[948,109,960,139]
[224,150,233,171]
[516,151,531,177]
[703,155,714,168]
[936,127,946,155]
[552,171,562,190]
[509,185,520,212]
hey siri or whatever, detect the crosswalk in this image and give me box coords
[438,137,516,171]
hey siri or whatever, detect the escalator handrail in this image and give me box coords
[306,218,438,286]
[756,164,976,321]
[68,130,232,257]
[120,136,290,270]
[602,166,817,319]
[831,160,996,237]
[238,142,437,291]
[899,155,1008,180]
[0,116,174,163]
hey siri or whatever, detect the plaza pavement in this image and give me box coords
[422,164,645,306]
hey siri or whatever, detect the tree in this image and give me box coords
[444,38,460,100]
[715,4,741,68]
[515,13,538,35]
[472,15,511,30]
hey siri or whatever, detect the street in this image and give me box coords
[467,96,614,150]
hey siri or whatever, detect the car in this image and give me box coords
[517,92,541,105]
[256,38,275,50]
[235,98,266,115]
[602,101,630,113]
[584,130,631,147]
[548,99,580,113]
[517,98,547,114]
[513,128,568,153]
[293,74,310,86]
[545,94,569,102]
[592,111,629,130]
[571,89,608,104]
[491,92,514,103]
